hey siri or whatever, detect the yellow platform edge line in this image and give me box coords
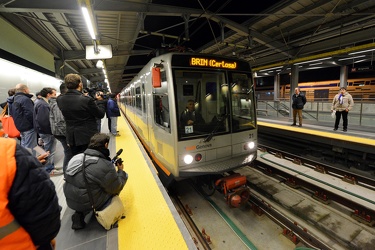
[114,115,191,250]
[258,121,375,146]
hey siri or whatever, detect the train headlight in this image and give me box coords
[244,141,255,150]
[183,155,194,164]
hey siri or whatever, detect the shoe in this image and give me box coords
[71,212,85,230]
[291,123,296,126]
[298,124,302,127]
[50,169,63,177]
[54,166,63,170]
[343,129,347,132]
[333,128,337,131]
[112,133,120,137]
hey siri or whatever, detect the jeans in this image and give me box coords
[40,133,57,172]
[55,136,73,172]
[20,129,37,156]
[109,117,118,135]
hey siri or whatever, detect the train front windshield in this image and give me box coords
[174,69,256,140]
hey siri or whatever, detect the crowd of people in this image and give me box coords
[0,73,127,248]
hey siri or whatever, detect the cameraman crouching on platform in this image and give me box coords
[64,133,128,230]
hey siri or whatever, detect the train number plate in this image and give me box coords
[185,125,194,134]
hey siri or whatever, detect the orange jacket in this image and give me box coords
[0,138,36,249]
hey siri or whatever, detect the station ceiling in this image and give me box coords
[1,0,375,93]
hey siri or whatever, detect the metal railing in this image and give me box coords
[257,98,375,127]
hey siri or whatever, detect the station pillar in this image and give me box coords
[339,65,348,88]
[290,65,299,118]
[274,74,280,101]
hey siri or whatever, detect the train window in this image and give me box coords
[229,73,256,132]
[135,86,141,110]
[174,69,232,140]
[153,94,170,132]
[142,83,146,113]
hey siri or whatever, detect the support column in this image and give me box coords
[273,74,280,101]
[339,65,348,88]
[290,65,299,118]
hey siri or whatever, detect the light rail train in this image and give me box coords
[119,52,257,186]
[256,77,375,101]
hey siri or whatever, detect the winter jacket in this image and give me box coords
[64,148,127,212]
[106,98,121,117]
[292,93,306,110]
[34,98,52,134]
[57,89,105,146]
[49,97,67,137]
[5,138,61,247]
[331,92,354,112]
[7,92,34,132]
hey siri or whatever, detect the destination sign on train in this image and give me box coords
[190,57,237,69]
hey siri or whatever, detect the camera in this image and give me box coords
[115,158,123,166]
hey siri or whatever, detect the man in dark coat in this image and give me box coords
[291,87,307,127]
[7,84,37,152]
[34,87,63,176]
[57,74,105,155]
[107,93,121,136]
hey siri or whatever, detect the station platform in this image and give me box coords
[257,117,375,164]
[53,116,196,250]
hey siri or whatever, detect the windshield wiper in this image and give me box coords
[203,114,228,142]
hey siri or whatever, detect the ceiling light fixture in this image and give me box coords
[259,66,283,72]
[96,60,103,68]
[295,57,332,65]
[81,6,96,40]
[349,49,375,55]
[338,55,366,61]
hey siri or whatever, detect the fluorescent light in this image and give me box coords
[354,59,367,63]
[349,49,375,55]
[259,66,283,72]
[309,62,323,66]
[307,67,324,70]
[294,57,332,65]
[338,55,366,61]
[82,7,96,40]
[96,60,103,68]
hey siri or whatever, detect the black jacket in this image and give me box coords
[64,148,127,212]
[34,98,52,134]
[292,93,307,110]
[57,90,105,146]
[7,92,35,132]
[8,144,61,247]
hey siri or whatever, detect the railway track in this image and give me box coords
[170,145,375,249]
[255,145,375,222]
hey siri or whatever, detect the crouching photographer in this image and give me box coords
[64,133,128,230]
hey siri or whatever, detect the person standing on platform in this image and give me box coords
[7,83,37,153]
[0,88,15,110]
[331,87,354,132]
[95,91,107,132]
[57,74,105,155]
[34,87,63,176]
[107,93,121,136]
[50,83,73,173]
[0,136,61,249]
[291,87,306,127]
